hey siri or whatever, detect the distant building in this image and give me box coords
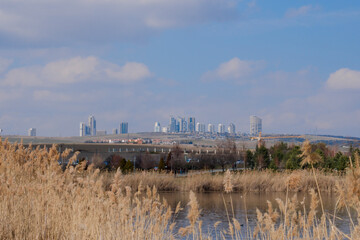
[162,127,168,133]
[169,117,176,133]
[120,122,128,134]
[112,128,118,135]
[208,124,215,134]
[228,123,236,134]
[188,117,195,133]
[96,130,107,136]
[250,115,262,136]
[80,122,86,136]
[154,122,161,132]
[178,117,187,132]
[79,115,96,136]
[196,122,200,132]
[218,124,225,134]
[28,128,36,137]
[196,123,206,133]
[88,115,96,136]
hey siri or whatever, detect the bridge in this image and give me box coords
[23,143,236,163]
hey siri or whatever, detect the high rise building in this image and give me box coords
[218,124,225,134]
[162,127,168,133]
[154,122,161,132]
[208,124,215,133]
[88,115,96,136]
[169,117,176,133]
[250,115,262,136]
[80,122,86,136]
[178,117,187,132]
[120,122,128,134]
[196,122,201,132]
[188,117,195,133]
[28,128,36,137]
[228,123,236,134]
[112,128,118,135]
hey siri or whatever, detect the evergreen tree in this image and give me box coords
[158,157,165,171]
[246,150,255,169]
[124,159,134,173]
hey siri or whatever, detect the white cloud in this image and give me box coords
[0,0,238,44]
[105,62,151,83]
[327,68,360,90]
[202,57,264,83]
[0,57,12,74]
[33,90,71,102]
[285,5,317,18]
[1,56,152,87]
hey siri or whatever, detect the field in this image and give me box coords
[1,139,360,239]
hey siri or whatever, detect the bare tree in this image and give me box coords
[170,144,184,173]
[215,138,237,171]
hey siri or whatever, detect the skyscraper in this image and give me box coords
[208,124,215,133]
[88,115,96,136]
[169,116,176,133]
[178,117,187,132]
[154,122,161,132]
[188,117,195,133]
[196,122,201,132]
[120,122,128,134]
[28,128,36,136]
[228,123,236,134]
[218,124,225,134]
[250,115,262,136]
[80,122,86,136]
[196,123,206,133]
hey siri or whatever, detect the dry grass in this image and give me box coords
[0,139,175,239]
[1,139,360,240]
[104,169,341,193]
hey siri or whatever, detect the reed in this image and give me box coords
[102,169,341,193]
[0,139,175,239]
[1,139,359,239]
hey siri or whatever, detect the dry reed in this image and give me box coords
[1,139,360,240]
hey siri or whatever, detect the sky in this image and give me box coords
[0,0,360,137]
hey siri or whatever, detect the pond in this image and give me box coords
[160,191,355,239]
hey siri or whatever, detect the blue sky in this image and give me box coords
[0,0,360,137]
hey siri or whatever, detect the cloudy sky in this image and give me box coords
[0,0,360,137]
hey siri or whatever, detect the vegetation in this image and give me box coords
[2,138,360,239]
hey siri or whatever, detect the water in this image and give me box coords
[160,192,355,239]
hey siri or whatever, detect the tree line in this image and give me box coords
[89,139,360,173]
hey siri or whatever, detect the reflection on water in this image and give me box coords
[160,191,354,239]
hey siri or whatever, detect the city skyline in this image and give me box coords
[0,1,359,137]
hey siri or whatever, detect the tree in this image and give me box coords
[254,145,270,169]
[165,151,172,171]
[285,145,302,170]
[158,157,165,171]
[245,150,255,169]
[105,154,125,171]
[269,142,288,169]
[119,158,127,172]
[215,138,237,171]
[170,144,184,173]
[332,152,348,171]
[124,159,134,173]
[136,152,156,170]
[199,154,216,171]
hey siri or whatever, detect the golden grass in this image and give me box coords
[0,139,175,239]
[106,169,341,193]
[1,139,359,240]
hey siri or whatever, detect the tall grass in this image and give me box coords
[1,138,359,239]
[0,139,175,239]
[104,169,340,193]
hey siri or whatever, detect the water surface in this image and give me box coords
[160,192,354,239]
